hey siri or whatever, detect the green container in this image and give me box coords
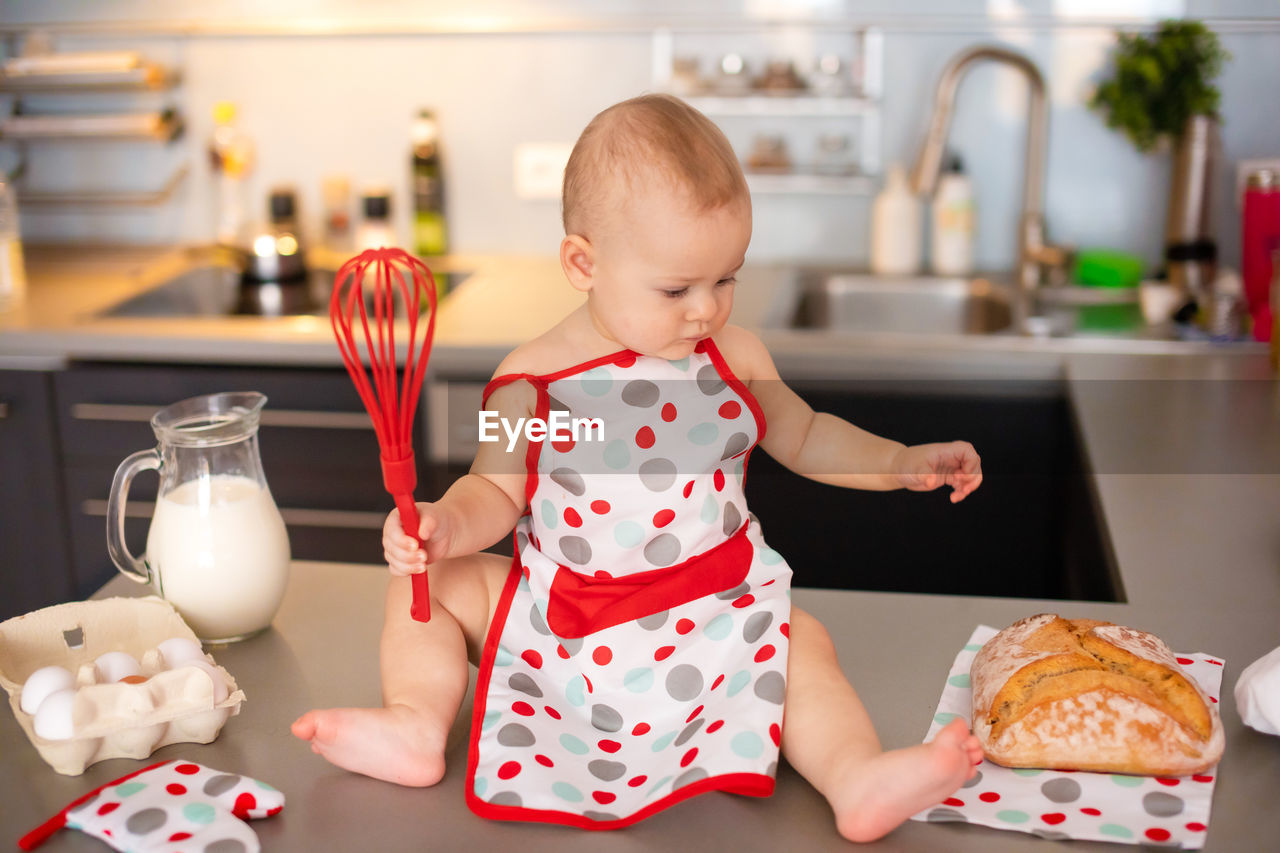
[1072,249,1145,289]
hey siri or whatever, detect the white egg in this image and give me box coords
[157,637,206,668]
[94,651,141,683]
[184,660,230,704]
[20,666,75,715]
[32,688,76,740]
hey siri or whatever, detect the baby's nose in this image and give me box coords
[685,289,716,321]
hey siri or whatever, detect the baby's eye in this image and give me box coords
[663,287,690,299]
[716,276,737,287]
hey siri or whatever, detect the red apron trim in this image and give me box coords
[465,548,526,817]
[480,375,549,511]
[701,337,767,446]
[481,373,540,408]
[546,522,752,639]
[482,348,638,405]
[466,770,773,831]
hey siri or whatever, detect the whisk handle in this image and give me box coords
[393,492,432,623]
[383,453,431,623]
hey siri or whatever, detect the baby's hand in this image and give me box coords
[893,441,983,503]
[382,502,448,576]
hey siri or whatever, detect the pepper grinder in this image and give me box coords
[1164,115,1218,308]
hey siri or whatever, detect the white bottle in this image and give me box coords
[0,178,27,310]
[870,163,922,275]
[930,154,976,276]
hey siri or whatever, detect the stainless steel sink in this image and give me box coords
[767,270,1014,335]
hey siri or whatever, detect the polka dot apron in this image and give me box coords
[467,339,793,829]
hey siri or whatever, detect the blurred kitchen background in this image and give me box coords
[1,0,1277,274]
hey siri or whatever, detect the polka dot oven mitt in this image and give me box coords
[19,760,283,853]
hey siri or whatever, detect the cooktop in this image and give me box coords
[98,264,466,319]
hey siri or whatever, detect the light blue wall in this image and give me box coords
[3,2,1277,276]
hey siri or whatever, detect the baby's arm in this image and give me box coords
[383,379,534,575]
[719,326,982,501]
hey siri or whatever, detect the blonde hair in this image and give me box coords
[561,93,748,236]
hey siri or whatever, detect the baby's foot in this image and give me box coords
[827,718,982,843]
[291,704,448,787]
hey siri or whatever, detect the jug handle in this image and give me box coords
[106,448,159,585]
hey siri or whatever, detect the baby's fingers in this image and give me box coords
[384,542,427,576]
[948,470,984,502]
[382,506,434,575]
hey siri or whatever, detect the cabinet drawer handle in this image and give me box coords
[277,508,386,529]
[70,403,373,430]
[82,498,153,519]
[81,500,384,529]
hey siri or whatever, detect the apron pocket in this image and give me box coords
[545,523,752,639]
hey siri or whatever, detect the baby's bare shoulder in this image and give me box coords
[711,325,778,383]
[487,325,577,413]
[493,328,566,379]
[494,307,608,380]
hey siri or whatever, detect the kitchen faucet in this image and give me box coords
[910,45,1068,333]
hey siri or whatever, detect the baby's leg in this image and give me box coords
[781,607,982,843]
[291,552,509,786]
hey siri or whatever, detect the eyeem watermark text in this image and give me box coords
[478,410,604,451]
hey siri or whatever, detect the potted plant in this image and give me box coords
[1089,20,1230,301]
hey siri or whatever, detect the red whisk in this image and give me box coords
[330,247,437,622]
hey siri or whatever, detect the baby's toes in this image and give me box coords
[932,717,970,748]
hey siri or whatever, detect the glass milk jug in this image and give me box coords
[106,392,290,642]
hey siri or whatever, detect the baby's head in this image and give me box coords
[562,93,749,241]
[559,94,752,359]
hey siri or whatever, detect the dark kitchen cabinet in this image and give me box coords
[743,379,1120,602]
[0,368,75,620]
[52,362,435,598]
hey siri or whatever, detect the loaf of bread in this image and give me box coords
[971,614,1223,775]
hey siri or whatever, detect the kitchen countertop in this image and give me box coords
[2,563,1278,852]
[0,244,1270,376]
[2,247,1279,848]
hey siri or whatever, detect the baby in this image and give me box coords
[293,93,984,842]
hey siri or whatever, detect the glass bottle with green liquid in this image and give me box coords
[411,109,449,297]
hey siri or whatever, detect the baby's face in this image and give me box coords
[585,184,751,360]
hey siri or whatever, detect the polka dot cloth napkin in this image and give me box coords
[910,625,1224,849]
[19,760,284,852]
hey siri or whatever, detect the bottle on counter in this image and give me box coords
[1242,168,1280,343]
[356,187,396,251]
[410,109,447,258]
[1271,249,1280,371]
[321,175,353,254]
[870,163,922,276]
[208,101,255,247]
[268,186,300,235]
[0,177,26,310]
[929,153,975,276]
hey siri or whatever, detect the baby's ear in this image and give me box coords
[560,234,595,292]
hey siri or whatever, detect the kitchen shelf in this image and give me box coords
[18,164,188,207]
[0,109,183,142]
[652,26,883,187]
[0,63,179,93]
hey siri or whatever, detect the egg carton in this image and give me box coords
[0,596,244,776]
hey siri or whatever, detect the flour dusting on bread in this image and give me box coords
[970,614,1223,775]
